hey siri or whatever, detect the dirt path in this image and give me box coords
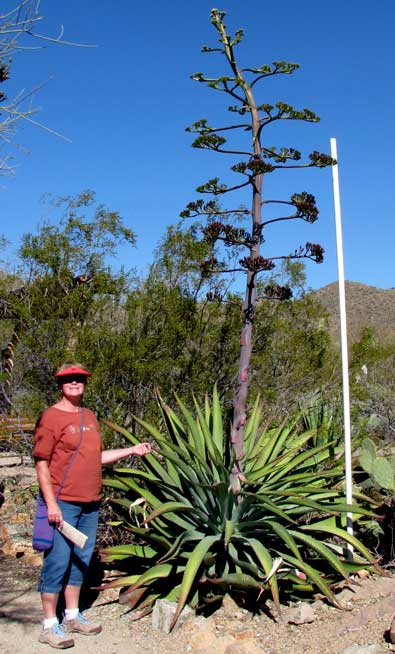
[0,555,188,654]
[1,454,395,654]
[1,554,395,654]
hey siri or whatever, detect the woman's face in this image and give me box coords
[59,374,86,402]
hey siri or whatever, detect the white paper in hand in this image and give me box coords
[58,520,88,549]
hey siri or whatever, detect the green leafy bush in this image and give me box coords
[101,390,378,628]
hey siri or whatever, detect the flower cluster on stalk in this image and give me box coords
[202,221,249,246]
[291,192,319,223]
[262,283,293,300]
[246,157,275,175]
[309,151,337,167]
[239,256,275,272]
[200,256,220,278]
[305,242,325,263]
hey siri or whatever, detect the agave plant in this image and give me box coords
[299,396,343,449]
[101,389,378,628]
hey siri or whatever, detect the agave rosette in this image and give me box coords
[101,389,378,628]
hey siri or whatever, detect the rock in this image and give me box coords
[183,617,239,654]
[233,629,256,640]
[209,635,235,654]
[9,511,30,525]
[185,618,219,651]
[286,602,315,624]
[7,522,29,537]
[186,630,216,651]
[220,594,246,620]
[0,523,10,542]
[21,551,43,566]
[352,569,371,579]
[0,540,19,556]
[337,578,395,605]
[337,587,358,605]
[151,598,194,633]
[183,616,244,654]
[311,599,330,612]
[99,587,119,602]
[340,645,387,654]
[225,638,264,654]
[0,455,23,467]
[222,595,240,612]
[183,616,216,635]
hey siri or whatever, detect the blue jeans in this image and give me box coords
[38,500,100,594]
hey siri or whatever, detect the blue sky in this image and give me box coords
[1,0,394,291]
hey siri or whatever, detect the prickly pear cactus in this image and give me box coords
[372,458,395,491]
[359,438,376,475]
[359,438,395,492]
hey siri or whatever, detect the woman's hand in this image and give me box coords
[47,501,63,529]
[131,442,152,457]
[101,442,152,465]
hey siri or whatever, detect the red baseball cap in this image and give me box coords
[55,366,92,378]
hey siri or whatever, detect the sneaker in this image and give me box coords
[39,623,75,649]
[63,611,102,635]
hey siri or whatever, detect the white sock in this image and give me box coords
[65,608,79,620]
[43,617,58,629]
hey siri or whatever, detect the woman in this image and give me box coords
[33,363,151,649]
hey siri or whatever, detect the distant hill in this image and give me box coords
[311,281,395,343]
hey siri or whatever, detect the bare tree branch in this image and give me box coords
[0,0,93,176]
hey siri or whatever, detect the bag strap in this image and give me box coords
[55,408,85,499]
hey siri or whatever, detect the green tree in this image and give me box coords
[181,9,335,486]
[146,223,242,399]
[252,294,337,416]
[0,190,135,412]
[84,223,242,434]
[350,327,395,441]
[142,227,336,424]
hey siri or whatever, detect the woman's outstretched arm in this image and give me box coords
[101,442,151,465]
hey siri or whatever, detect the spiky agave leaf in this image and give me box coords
[170,534,221,630]
[102,389,379,626]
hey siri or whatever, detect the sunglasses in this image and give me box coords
[58,375,87,384]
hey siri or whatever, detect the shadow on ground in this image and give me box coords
[0,550,105,626]
[0,555,41,625]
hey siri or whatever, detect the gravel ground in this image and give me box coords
[1,454,395,654]
[1,554,395,654]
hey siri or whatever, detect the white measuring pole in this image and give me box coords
[330,137,353,554]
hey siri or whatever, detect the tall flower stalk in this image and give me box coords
[181,9,334,488]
